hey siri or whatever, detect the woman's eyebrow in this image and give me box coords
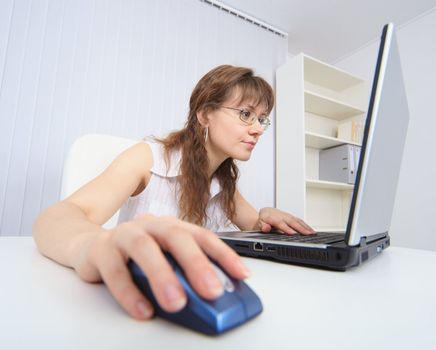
[239,104,256,110]
[245,104,269,115]
[237,101,268,114]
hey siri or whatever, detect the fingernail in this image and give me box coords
[203,271,224,297]
[164,284,187,310]
[237,260,251,278]
[137,301,153,319]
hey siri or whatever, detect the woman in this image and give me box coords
[33,65,314,321]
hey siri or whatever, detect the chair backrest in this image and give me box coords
[61,134,137,228]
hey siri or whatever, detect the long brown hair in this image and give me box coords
[158,65,274,226]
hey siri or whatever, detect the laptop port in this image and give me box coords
[235,243,249,249]
[253,242,264,251]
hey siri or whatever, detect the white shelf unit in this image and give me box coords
[276,54,367,232]
[305,179,354,191]
[305,131,361,149]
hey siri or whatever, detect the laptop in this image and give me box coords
[217,23,410,271]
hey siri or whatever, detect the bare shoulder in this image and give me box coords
[110,142,153,172]
[64,142,156,223]
[109,142,155,188]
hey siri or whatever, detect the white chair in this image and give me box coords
[61,134,138,228]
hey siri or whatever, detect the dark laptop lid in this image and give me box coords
[345,23,409,246]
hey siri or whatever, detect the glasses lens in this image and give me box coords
[238,110,253,123]
[227,107,270,130]
[259,117,270,130]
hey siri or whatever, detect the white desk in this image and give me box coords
[0,237,435,350]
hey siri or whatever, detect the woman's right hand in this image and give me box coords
[71,214,250,320]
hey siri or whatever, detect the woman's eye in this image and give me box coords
[240,110,251,120]
[260,116,269,123]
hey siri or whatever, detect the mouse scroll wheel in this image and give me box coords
[212,265,235,293]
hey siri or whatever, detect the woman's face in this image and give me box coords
[205,93,269,164]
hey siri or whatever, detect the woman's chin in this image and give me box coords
[232,152,252,161]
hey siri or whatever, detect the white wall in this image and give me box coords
[0,0,287,236]
[335,10,436,251]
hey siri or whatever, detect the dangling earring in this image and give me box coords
[204,127,208,142]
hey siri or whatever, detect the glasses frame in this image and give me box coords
[221,106,271,131]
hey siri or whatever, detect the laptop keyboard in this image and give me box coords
[248,231,345,244]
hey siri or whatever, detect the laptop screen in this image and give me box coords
[345,23,410,246]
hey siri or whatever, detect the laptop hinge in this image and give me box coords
[363,232,388,244]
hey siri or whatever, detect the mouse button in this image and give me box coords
[213,299,247,333]
[197,295,246,333]
[186,288,245,330]
[233,281,263,319]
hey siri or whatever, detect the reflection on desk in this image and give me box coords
[0,237,435,350]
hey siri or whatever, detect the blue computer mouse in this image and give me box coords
[128,253,263,335]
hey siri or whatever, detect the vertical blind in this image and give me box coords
[0,0,287,236]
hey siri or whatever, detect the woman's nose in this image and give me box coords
[249,119,264,135]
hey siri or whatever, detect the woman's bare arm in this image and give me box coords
[33,142,153,270]
[33,143,250,320]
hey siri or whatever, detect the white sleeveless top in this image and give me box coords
[117,140,236,231]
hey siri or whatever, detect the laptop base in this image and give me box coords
[221,236,390,271]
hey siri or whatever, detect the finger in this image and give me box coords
[114,227,188,313]
[260,221,272,233]
[159,225,226,300]
[192,228,251,280]
[97,245,154,320]
[284,216,314,235]
[136,217,251,299]
[275,220,298,235]
[135,217,226,301]
[287,215,314,233]
[297,218,316,234]
[260,211,290,233]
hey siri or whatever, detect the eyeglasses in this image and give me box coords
[221,106,271,131]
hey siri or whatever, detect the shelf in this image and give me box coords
[276,53,366,229]
[304,90,365,120]
[305,131,361,149]
[306,179,354,191]
[303,55,365,92]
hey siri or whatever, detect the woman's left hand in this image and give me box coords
[257,207,315,235]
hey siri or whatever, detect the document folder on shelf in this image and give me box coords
[319,144,361,184]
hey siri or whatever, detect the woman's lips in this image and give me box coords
[242,141,256,149]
